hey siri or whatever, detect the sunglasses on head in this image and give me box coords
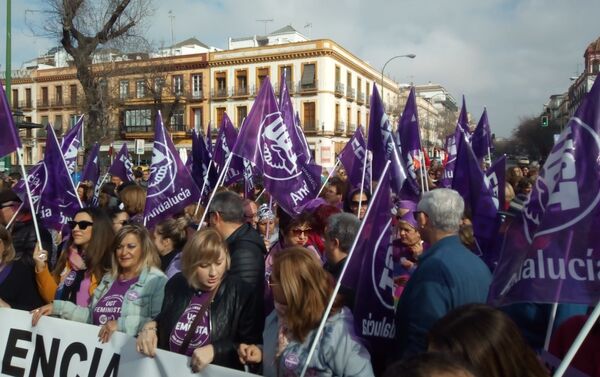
[68,220,94,230]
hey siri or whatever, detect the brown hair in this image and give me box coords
[53,207,116,282]
[272,247,342,342]
[111,224,160,277]
[428,304,547,377]
[119,185,147,215]
[155,217,188,250]
[0,224,16,264]
[180,228,230,289]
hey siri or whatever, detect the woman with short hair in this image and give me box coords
[32,225,167,343]
[136,228,262,372]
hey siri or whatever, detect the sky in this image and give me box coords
[2,0,600,138]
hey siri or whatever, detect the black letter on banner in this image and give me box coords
[102,353,120,377]
[59,342,87,377]
[2,329,31,377]
[29,335,60,377]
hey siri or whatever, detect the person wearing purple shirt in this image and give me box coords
[32,225,167,343]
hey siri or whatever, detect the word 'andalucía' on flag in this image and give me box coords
[489,75,600,306]
[232,77,321,215]
[60,115,83,176]
[108,143,134,183]
[338,126,370,192]
[0,83,22,158]
[143,112,201,230]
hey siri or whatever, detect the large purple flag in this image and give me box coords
[451,131,500,256]
[367,84,415,199]
[338,126,370,191]
[38,125,82,231]
[213,113,243,185]
[486,155,506,211]
[190,129,218,203]
[458,95,471,136]
[439,126,462,188]
[232,78,321,215]
[14,163,45,210]
[472,108,493,161]
[143,112,201,229]
[60,115,83,175]
[396,87,423,198]
[108,144,134,182]
[0,83,22,157]
[81,142,100,186]
[279,72,309,164]
[489,75,600,306]
[341,164,395,353]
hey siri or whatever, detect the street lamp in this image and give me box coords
[381,54,416,113]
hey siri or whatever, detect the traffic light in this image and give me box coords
[541,115,549,127]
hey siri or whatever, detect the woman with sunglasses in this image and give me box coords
[32,224,167,342]
[136,229,261,372]
[33,207,115,305]
[239,247,374,377]
[343,188,371,220]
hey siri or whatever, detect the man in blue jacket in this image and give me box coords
[393,189,492,361]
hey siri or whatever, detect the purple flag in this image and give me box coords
[206,121,213,156]
[472,108,493,161]
[489,75,600,306]
[279,72,309,164]
[341,164,395,352]
[232,78,321,215]
[38,125,82,231]
[81,142,100,186]
[190,129,218,203]
[213,113,243,185]
[439,126,462,188]
[367,84,415,199]
[486,155,506,211]
[108,144,134,182]
[396,87,423,197]
[13,163,45,210]
[458,95,471,136]
[0,83,22,158]
[451,131,501,256]
[338,126,370,191]
[143,112,201,229]
[60,115,83,175]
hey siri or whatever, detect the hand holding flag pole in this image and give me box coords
[299,161,391,377]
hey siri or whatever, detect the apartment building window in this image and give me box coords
[56,86,63,105]
[346,107,351,132]
[124,108,151,132]
[237,106,247,126]
[192,74,203,98]
[136,80,146,98]
[346,72,352,90]
[335,66,341,83]
[303,102,316,131]
[70,85,77,105]
[193,108,203,130]
[11,89,18,109]
[335,104,340,130]
[357,110,362,128]
[25,147,32,166]
[170,108,185,131]
[70,114,79,127]
[279,65,293,89]
[154,78,165,96]
[235,70,248,95]
[25,88,32,108]
[257,67,270,89]
[300,63,316,90]
[357,77,362,93]
[216,107,226,127]
[42,87,49,106]
[55,115,63,131]
[172,75,184,95]
[215,72,227,97]
[119,80,129,100]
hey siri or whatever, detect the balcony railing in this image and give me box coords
[212,88,229,99]
[51,97,64,107]
[336,121,346,133]
[348,123,357,132]
[303,120,317,132]
[233,87,249,97]
[37,99,50,109]
[335,82,345,97]
[273,82,295,96]
[18,100,33,110]
[297,80,318,94]
[169,123,187,133]
[357,92,365,105]
[366,96,370,108]
[122,125,152,134]
[65,97,78,107]
[346,88,356,101]
[188,90,204,100]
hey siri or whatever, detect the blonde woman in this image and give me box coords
[32,225,167,343]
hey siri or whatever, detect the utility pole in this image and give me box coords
[256,19,273,35]
[168,10,175,47]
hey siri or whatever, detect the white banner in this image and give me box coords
[0,308,254,377]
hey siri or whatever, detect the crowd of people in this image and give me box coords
[0,158,597,377]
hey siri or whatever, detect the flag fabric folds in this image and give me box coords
[0,83,22,158]
[338,126,370,191]
[108,144,134,182]
[472,108,493,161]
[81,142,101,187]
[60,116,83,175]
[143,112,201,230]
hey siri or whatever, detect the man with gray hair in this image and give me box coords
[392,189,492,361]
[324,212,361,309]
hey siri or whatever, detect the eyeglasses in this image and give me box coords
[291,228,311,237]
[68,220,94,230]
[267,274,279,287]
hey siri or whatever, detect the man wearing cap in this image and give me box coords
[0,189,53,268]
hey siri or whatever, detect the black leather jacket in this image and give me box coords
[12,219,54,268]
[155,273,263,370]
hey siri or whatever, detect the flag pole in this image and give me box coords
[421,151,429,191]
[16,148,42,247]
[264,195,273,241]
[299,161,391,377]
[358,148,369,219]
[197,154,233,230]
[316,159,341,198]
[6,202,23,229]
[92,172,109,206]
[51,127,83,208]
[553,300,600,377]
[193,160,213,218]
[254,188,266,203]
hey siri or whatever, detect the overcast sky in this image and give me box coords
[2,0,600,137]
